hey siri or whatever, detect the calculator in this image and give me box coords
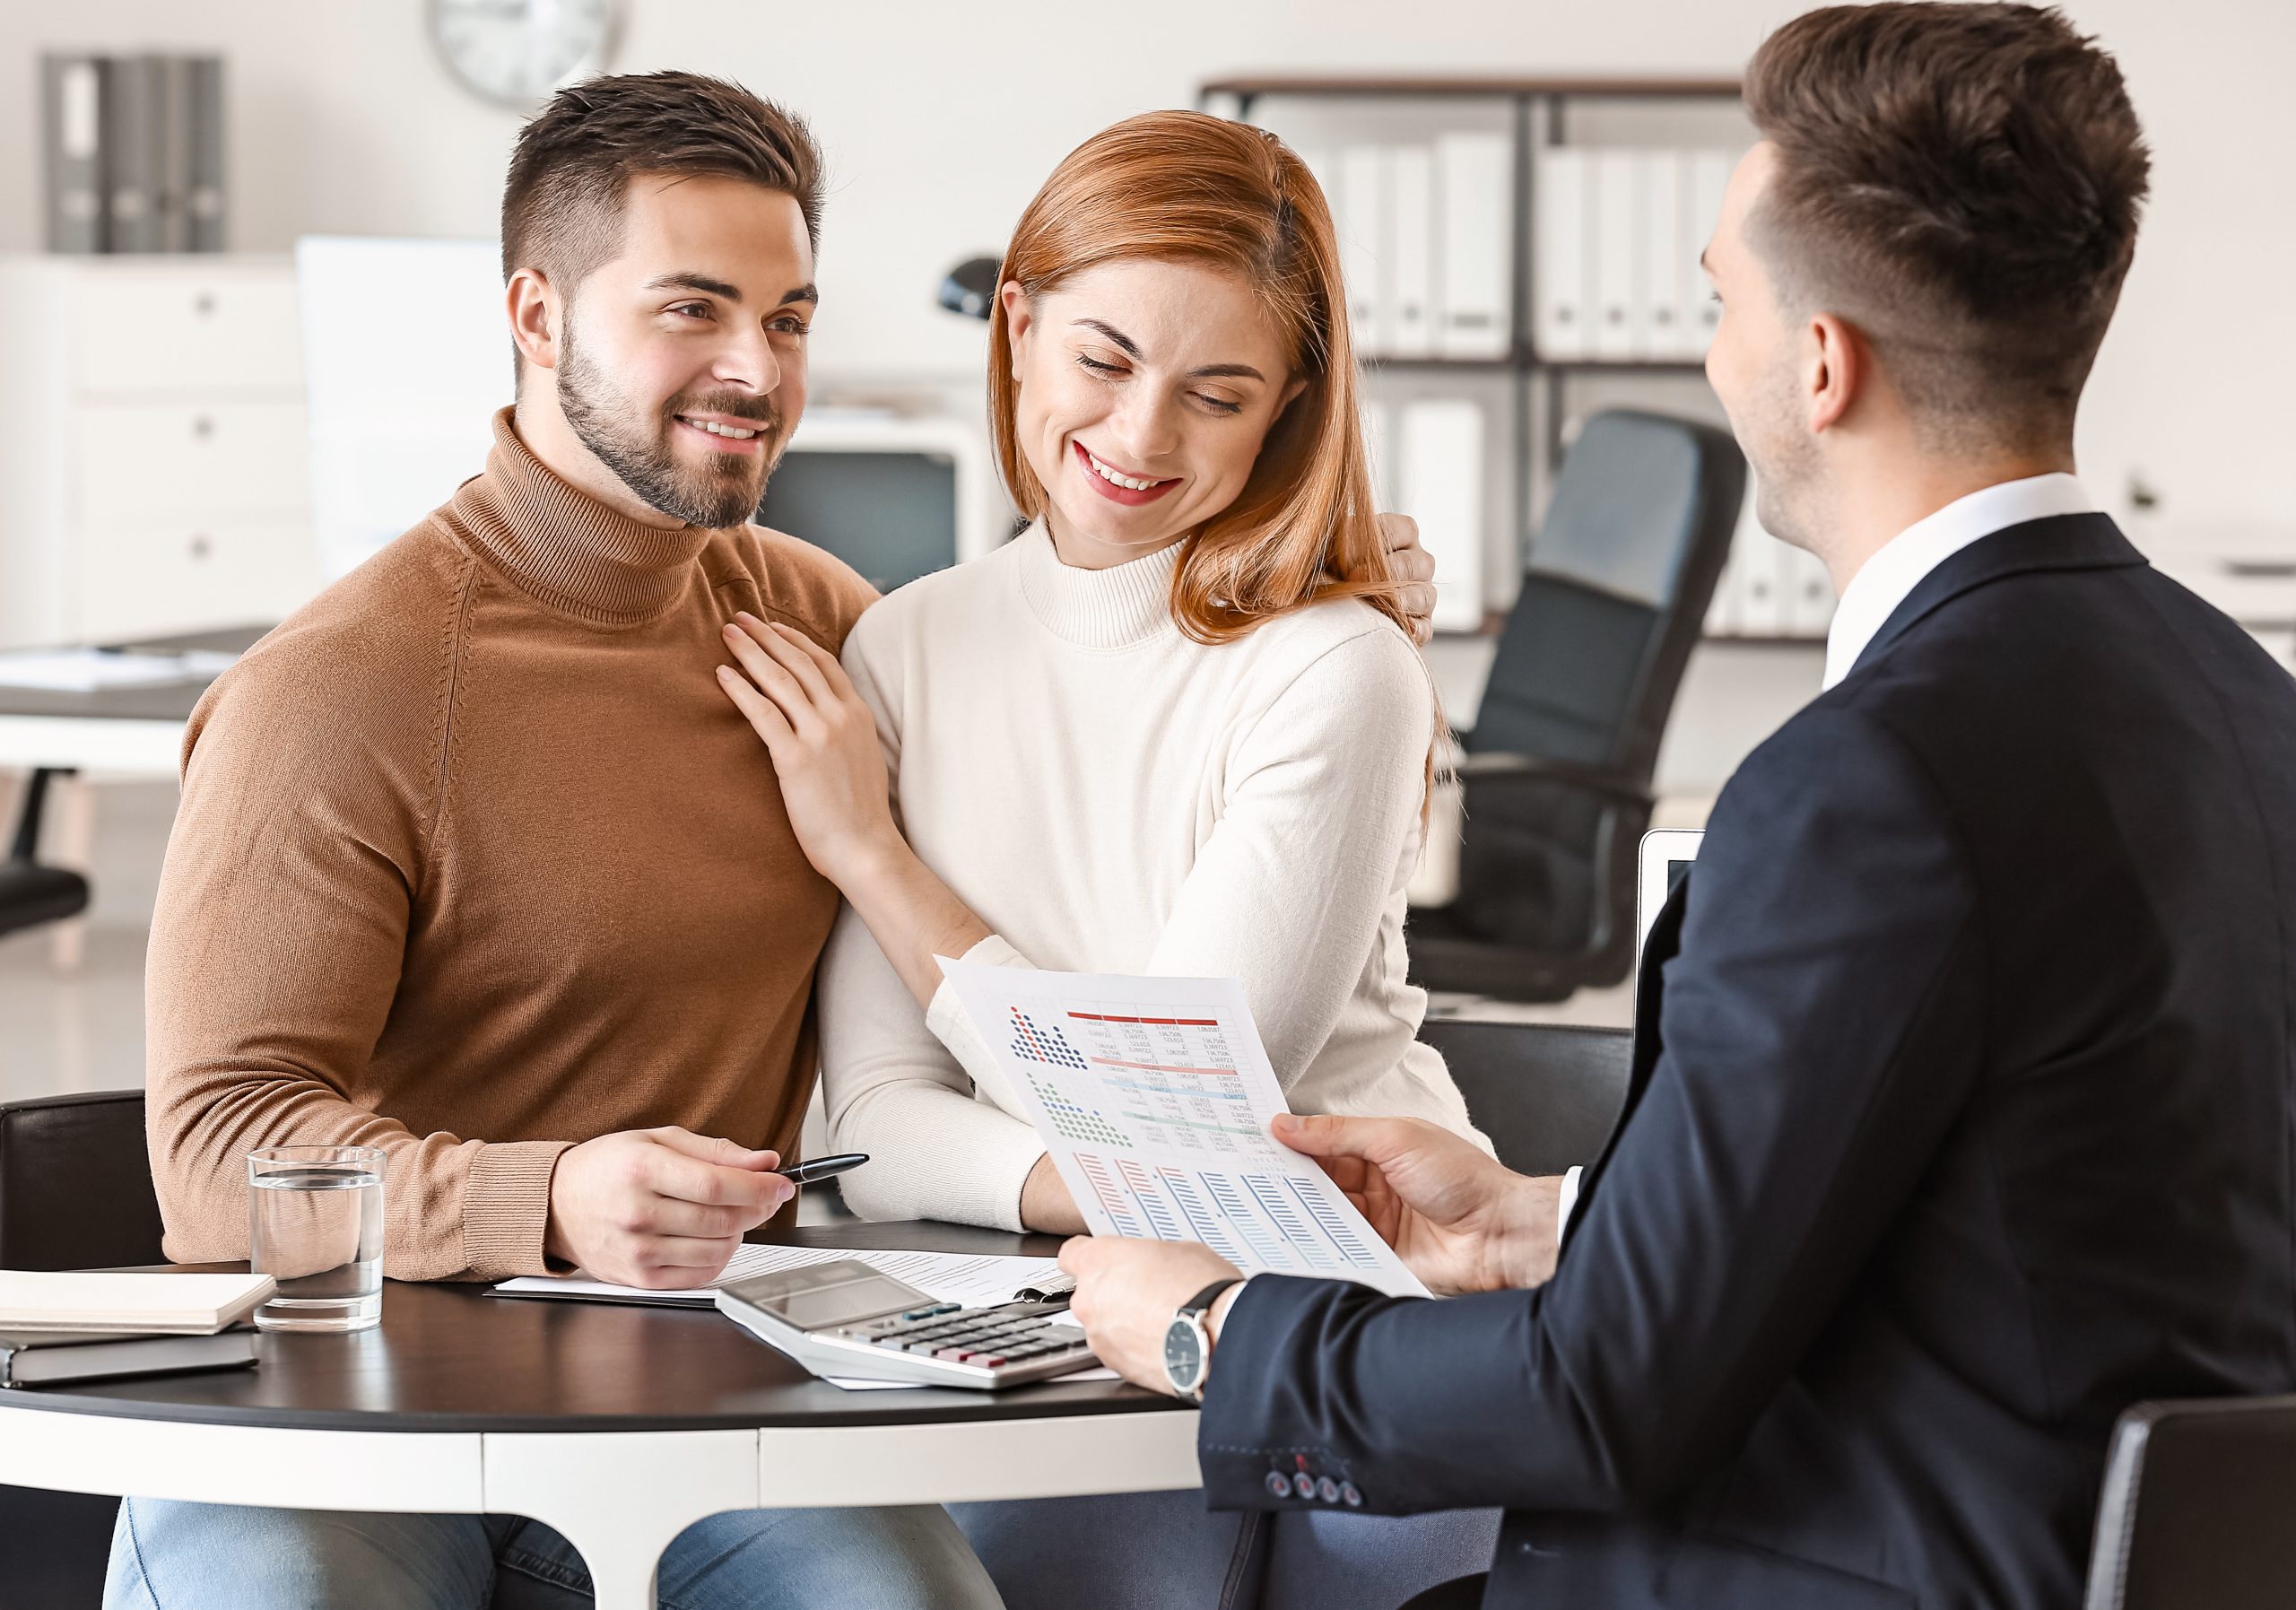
[714,1258,1100,1389]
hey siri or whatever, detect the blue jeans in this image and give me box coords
[951,1492,1499,1610]
[106,1497,1004,1610]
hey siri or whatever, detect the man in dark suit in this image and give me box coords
[1059,5,2296,1607]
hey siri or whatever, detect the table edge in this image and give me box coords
[0,1378,1190,1434]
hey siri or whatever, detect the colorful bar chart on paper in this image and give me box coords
[942,962,1428,1297]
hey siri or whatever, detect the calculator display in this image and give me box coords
[741,1269,919,1331]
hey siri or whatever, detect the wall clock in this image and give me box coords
[429,0,619,109]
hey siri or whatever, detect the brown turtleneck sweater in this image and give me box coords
[145,410,877,1280]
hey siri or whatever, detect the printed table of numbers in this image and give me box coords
[951,963,1427,1297]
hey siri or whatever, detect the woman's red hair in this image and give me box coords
[987,111,1410,647]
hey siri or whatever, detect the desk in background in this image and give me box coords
[0,675,212,779]
[0,627,265,969]
[0,627,264,775]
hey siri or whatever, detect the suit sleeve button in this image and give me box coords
[1341,1482,1363,1508]
[1265,1472,1292,1499]
[1317,1476,1340,1502]
[1292,1473,1317,1499]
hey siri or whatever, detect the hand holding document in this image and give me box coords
[938,962,1429,1297]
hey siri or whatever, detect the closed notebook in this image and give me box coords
[0,1271,274,1335]
[0,1326,258,1388]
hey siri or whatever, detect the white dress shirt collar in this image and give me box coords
[1822,473,2098,689]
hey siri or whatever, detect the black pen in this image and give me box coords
[772,1153,869,1187]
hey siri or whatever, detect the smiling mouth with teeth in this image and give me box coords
[1074,440,1179,502]
[678,414,766,441]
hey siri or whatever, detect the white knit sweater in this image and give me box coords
[817,520,1487,1231]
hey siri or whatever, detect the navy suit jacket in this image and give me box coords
[1200,515,2296,1609]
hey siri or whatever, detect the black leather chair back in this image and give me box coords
[0,1090,163,1610]
[2084,1396,2296,1609]
[1418,1019,1631,1177]
[1454,411,1743,954]
[0,1091,165,1271]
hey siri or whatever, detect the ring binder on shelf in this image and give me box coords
[40,54,109,255]
[40,51,225,257]
[1437,131,1512,360]
[1533,147,1588,361]
[1337,144,1390,356]
[1387,144,1437,358]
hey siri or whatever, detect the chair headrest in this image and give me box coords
[1526,410,1724,606]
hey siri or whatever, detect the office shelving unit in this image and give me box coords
[1199,74,1750,635]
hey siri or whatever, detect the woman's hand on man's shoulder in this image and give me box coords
[1373,513,1438,647]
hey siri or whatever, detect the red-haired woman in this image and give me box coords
[718,111,1497,1607]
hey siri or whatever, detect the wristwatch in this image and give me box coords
[1162,1278,1245,1403]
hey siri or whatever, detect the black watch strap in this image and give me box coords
[1180,1277,1245,1320]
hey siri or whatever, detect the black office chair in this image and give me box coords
[2084,1395,2296,1609]
[0,1089,165,1610]
[1409,410,1744,1003]
[1,769,91,940]
[1398,1393,2296,1609]
[1416,1019,1630,1177]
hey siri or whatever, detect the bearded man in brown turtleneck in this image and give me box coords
[150,98,856,1292]
[118,71,1014,1610]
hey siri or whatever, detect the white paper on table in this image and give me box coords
[491,1243,1063,1309]
[938,962,1429,1298]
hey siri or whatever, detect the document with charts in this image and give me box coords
[939,962,1428,1298]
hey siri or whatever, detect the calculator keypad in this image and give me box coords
[829,1302,1096,1382]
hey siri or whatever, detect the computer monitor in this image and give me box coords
[757,451,954,596]
[1637,828,1702,965]
[297,235,509,582]
[757,409,1008,596]
[298,237,1014,588]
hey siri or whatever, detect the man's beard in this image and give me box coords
[557,319,784,529]
[1736,351,1826,554]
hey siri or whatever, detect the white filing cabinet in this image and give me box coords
[0,254,321,650]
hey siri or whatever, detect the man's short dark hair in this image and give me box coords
[1744,3,2150,449]
[500,70,823,292]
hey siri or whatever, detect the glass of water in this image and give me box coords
[246,1145,386,1333]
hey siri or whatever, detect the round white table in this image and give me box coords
[0,1224,1200,1609]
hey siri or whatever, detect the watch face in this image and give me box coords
[1163,1315,1205,1393]
[429,0,618,109]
